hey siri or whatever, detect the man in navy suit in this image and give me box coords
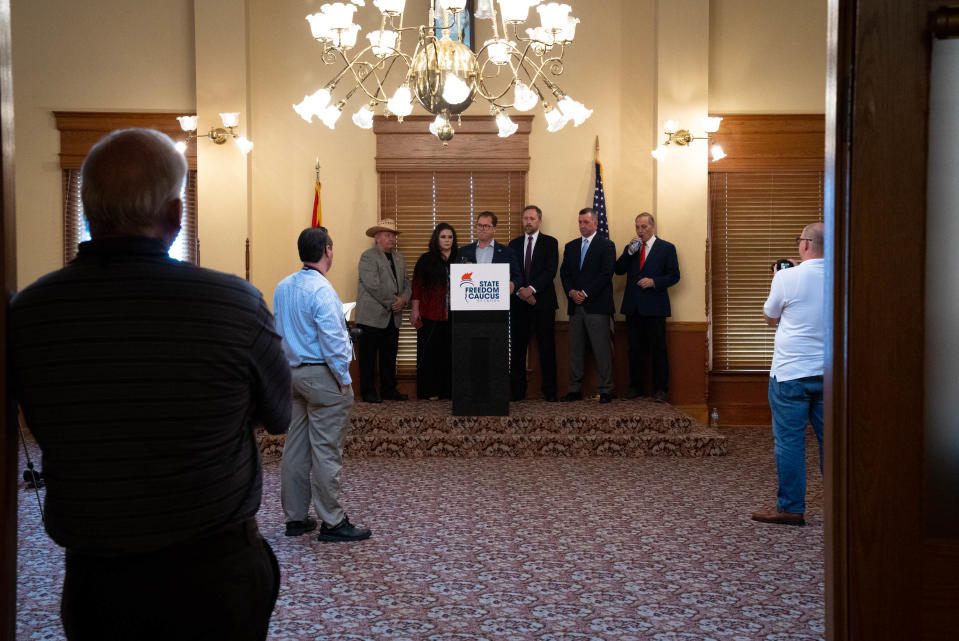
[560,207,617,403]
[508,205,559,402]
[614,212,680,402]
[458,211,520,291]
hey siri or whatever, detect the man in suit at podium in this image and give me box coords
[458,211,520,292]
[508,205,559,402]
[560,207,617,403]
[614,212,680,402]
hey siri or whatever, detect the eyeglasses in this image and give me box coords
[795,237,812,244]
[476,224,494,230]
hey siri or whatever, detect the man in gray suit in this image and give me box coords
[355,218,411,403]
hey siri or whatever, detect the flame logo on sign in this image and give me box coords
[459,271,474,287]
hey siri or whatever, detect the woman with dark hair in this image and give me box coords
[410,223,457,400]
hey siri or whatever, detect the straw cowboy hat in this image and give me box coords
[365,218,401,237]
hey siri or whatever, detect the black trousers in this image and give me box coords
[510,303,558,398]
[416,318,451,399]
[357,316,399,398]
[626,313,669,394]
[61,519,280,641]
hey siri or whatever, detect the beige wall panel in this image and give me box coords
[11,0,195,288]
[709,0,827,114]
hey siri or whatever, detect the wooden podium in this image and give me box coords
[449,264,510,416]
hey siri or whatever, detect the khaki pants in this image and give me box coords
[280,365,354,527]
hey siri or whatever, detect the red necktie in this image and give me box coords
[639,242,646,269]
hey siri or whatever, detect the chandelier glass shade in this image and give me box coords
[294,0,592,143]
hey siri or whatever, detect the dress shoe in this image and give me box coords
[626,388,640,400]
[561,391,582,402]
[543,394,558,402]
[751,508,805,526]
[362,394,382,404]
[599,393,613,404]
[383,391,408,401]
[318,515,372,542]
[284,517,317,537]
[653,390,668,403]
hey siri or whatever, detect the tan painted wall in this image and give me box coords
[10,0,196,287]
[709,0,828,114]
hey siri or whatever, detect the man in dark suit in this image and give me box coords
[508,205,559,402]
[614,212,680,402]
[560,207,617,403]
[458,210,520,290]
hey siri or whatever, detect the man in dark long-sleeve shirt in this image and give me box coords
[8,128,290,641]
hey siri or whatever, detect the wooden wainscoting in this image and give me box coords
[707,373,771,426]
[390,319,709,422]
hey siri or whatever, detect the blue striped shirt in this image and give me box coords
[273,268,353,386]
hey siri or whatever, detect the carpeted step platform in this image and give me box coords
[258,398,727,459]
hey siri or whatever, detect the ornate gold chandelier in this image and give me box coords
[293,0,592,143]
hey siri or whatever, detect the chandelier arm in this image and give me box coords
[344,56,393,103]
[362,54,408,103]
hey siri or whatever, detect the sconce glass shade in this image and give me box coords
[485,39,513,65]
[525,26,554,46]
[174,141,188,154]
[332,23,361,48]
[495,112,518,137]
[367,29,398,57]
[544,104,569,132]
[177,115,198,132]
[557,95,591,126]
[442,73,472,104]
[703,116,722,133]
[320,104,344,129]
[651,145,668,161]
[352,104,375,128]
[373,0,405,14]
[537,3,572,32]
[306,12,332,40]
[498,0,531,23]
[322,2,358,30]
[560,16,579,41]
[664,119,679,134]
[513,82,538,111]
[235,136,254,154]
[387,85,414,117]
[711,143,726,161]
[293,88,332,122]
[440,0,468,10]
[219,112,240,128]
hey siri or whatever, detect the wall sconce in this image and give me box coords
[175,113,254,155]
[651,117,725,162]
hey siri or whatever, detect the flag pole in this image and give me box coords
[315,158,320,182]
[594,136,599,163]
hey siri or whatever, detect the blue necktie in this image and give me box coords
[580,238,589,268]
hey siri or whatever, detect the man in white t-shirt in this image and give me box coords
[752,223,825,526]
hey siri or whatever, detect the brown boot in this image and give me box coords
[751,508,805,526]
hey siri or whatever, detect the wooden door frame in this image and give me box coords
[827,0,959,638]
[1,0,16,637]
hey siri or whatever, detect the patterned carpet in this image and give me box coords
[16,426,824,640]
[258,399,728,459]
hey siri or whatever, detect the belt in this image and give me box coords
[296,362,328,368]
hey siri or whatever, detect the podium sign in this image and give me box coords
[449,263,510,416]
[450,264,510,311]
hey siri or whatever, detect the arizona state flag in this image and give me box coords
[311,178,322,227]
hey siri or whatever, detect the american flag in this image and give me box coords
[593,161,609,239]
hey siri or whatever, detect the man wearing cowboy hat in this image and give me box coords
[355,218,411,403]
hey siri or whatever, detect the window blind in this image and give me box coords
[63,168,199,264]
[379,170,527,376]
[709,171,824,372]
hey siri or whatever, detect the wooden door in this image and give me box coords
[827,1,959,638]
